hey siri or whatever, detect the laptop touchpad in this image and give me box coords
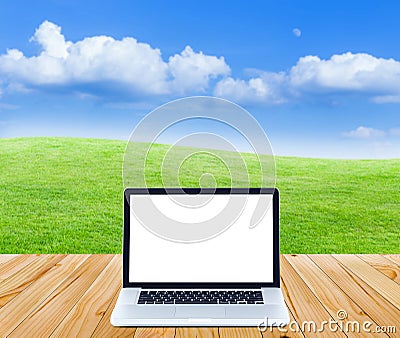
[175,306,226,318]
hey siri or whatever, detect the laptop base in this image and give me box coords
[111,288,290,327]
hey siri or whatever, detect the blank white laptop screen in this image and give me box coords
[129,194,274,283]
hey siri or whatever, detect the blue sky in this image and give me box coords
[1,0,400,158]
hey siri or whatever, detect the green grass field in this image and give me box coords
[0,137,399,253]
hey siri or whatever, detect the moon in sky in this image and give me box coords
[293,28,302,37]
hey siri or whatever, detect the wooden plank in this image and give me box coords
[0,254,19,266]
[279,256,345,338]
[219,327,261,338]
[286,254,384,338]
[0,254,65,308]
[282,307,305,338]
[50,255,122,337]
[216,257,305,338]
[358,254,400,285]
[385,254,400,266]
[223,326,304,338]
[134,327,176,337]
[0,254,89,337]
[0,254,39,284]
[176,327,219,338]
[0,254,397,337]
[9,254,113,337]
[265,310,304,337]
[261,282,304,338]
[310,254,400,329]
[333,254,400,310]
[91,286,137,338]
[261,324,302,338]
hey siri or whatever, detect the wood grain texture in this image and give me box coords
[0,254,65,308]
[310,254,400,329]
[275,270,305,338]
[91,286,137,338]
[333,254,400,310]
[0,254,39,285]
[0,254,399,337]
[176,327,219,338]
[286,254,384,338]
[260,304,305,338]
[50,255,121,337]
[0,254,89,336]
[219,327,261,338]
[134,327,176,337]
[385,254,400,266]
[9,254,113,337]
[0,254,19,265]
[358,254,400,285]
[280,256,345,338]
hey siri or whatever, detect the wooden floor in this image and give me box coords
[0,254,399,337]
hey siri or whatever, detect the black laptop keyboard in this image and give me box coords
[137,290,264,305]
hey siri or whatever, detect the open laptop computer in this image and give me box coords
[111,187,289,326]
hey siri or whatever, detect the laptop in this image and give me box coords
[111,187,289,326]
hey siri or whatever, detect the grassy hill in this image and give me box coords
[0,137,399,253]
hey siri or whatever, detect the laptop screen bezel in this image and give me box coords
[123,187,280,288]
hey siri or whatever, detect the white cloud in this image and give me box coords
[3,21,400,106]
[292,28,301,37]
[372,95,400,103]
[389,128,400,136]
[342,126,386,139]
[216,52,400,104]
[214,78,265,102]
[0,21,230,96]
[31,20,71,58]
[168,46,230,94]
[213,71,287,104]
[0,103,19,110]
[290,52,400,93]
